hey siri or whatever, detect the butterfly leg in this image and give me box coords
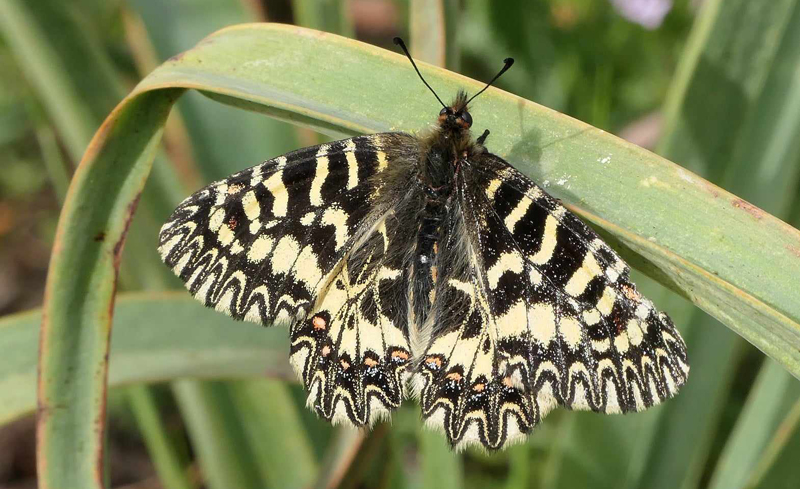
[476,129,490,146]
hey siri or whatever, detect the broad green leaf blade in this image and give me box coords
[0,3,195,487]
[133,25,800,377]
[0,292,291,426]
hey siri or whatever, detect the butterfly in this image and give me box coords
[158,37,689,450]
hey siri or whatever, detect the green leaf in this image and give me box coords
[144,24,800,367]
[126,4,314,488]
[125,385,196,489]
[172,381,265,489]
[419,427,463,489]
[708,360,800,489]
[0,292,291,426]
[229,379,318,489]
[33,23,800,487]
[640,1,800,487]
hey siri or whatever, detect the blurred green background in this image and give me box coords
[2,0,800,488]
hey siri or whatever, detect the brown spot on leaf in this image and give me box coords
[732,199,763,220]
[113,193,142,271]
[94,231,105,242]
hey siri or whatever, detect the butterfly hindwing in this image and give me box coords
[158,132,420,426]
[416,153,689,450]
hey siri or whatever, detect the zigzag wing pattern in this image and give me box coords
[415,199,538,450]
[291,210,416,426]
[417,154,689,450]
[158,133,420,426]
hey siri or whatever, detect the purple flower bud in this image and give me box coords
[610,0,673,29]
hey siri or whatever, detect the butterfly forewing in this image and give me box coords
[158,133,421,426]
[415,154,689,450]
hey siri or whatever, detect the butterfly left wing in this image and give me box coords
[158,133,420,427]
[416,153,689,450]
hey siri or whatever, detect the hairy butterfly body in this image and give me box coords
[158,38,689,450]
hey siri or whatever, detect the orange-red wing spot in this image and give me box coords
[502,377,514,388]
[227,216,238,230]
[364,357,379,367]
[391,350,409,362]
[426,356,442,369]
[312,315,327,330]
[340,359,351,370]
[621,284,639,301]
[321,345,331,357]
[445,372,462,382]
[472,383,486,392]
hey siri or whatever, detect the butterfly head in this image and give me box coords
[438,91,473,130]
[393,37,514,132]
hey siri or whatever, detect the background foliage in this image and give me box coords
[1,0,799,488]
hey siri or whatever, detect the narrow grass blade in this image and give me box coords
[410,0,446,66]
[173,381,265,489]
[749,397,800,487]
[292,0,354,38]
[313,428,366,489]
[418,427,463,489]
[229,380,318,489]
[708,361,799,489]
[126,385,196,489]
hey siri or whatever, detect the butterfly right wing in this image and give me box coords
[416,153,689,450]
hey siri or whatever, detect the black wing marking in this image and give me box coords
[416,153,689,450]
[158,132,420,427]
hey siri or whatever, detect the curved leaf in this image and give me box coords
[37,23,800,487]
[132,23,800,376]
[0,292,290,426]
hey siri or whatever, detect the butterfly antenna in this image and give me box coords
[466,58,514,105]
[393,37,447,109]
